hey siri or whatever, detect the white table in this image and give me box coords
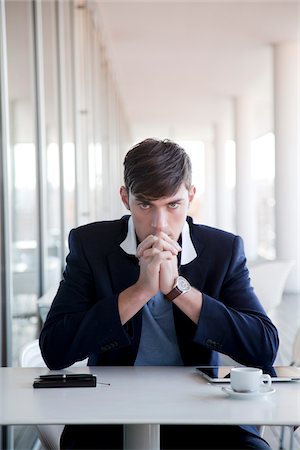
[1,366,300,449]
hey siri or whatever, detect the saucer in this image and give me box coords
[222,386,276,399]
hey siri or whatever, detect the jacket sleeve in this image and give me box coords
[39,228,131,370]
[194,236,279,367]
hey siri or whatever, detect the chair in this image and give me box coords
[291,328,300,366]
[19,339,88,450]
[294,427,300,450]
[248,259,294,313]
[278,327,300,450]
[222,260,294,366]
[37,285,58,324]
[19,339,48,368]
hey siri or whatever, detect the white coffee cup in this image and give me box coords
[230,367,272,393]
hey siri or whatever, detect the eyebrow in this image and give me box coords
[135,196,184,205]
[167,197,184,204]
[135,196,151,203]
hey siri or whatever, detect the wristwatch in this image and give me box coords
[165,276,191,301]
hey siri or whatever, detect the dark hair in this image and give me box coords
[123,138,192,200]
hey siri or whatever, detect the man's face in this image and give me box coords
[120,183,196,243]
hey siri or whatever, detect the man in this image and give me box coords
[40,138,279,449]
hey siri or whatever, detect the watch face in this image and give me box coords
[177,276,191,292]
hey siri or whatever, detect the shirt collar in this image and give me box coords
[120,216,138,256]
[120,216,197,265]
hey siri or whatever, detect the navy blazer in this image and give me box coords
[40,216,279,371]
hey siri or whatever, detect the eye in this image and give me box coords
[138,203,151,210]
[168,202,179,209]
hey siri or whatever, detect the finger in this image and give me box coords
[146,252,173,274]
[141,249,175,266]
[137,233,181,258]
[152,250,174,263]
[155,232,182,252]
[142,247,161,259]
[152,238,180,255]
[136,235,158,257]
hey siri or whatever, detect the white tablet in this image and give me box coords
[196,365,300,383]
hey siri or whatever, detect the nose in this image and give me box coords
[151,209,168,233]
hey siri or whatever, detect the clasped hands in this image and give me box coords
[135,232,181,298]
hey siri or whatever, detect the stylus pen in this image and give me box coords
[36,374,110,385]
[38,374,95,380]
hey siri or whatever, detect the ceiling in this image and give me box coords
[91,1,299,141]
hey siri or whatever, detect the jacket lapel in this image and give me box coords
[180,223,210,292]
[107,248,140,294]
[106,245,142,358]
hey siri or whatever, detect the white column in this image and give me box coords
[234,96,257,260]
[214,122,233,232]
[202,139,216,227]
[274,41,300,292]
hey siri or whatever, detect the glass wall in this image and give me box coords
[58,1,77,252]
[1,0,131,368]
[41,0,62,290]
[5,0,40,364]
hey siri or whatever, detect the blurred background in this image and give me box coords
[0,1,299,448]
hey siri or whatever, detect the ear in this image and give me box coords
[188,185,196,204]
[120,186,130,210]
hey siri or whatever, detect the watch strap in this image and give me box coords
[165,286,182,301]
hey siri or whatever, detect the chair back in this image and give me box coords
[19,340,63,450]
[292,328,300,366]
[248,259,294,312]
[19,339,46,367]
[19,340,87,450]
